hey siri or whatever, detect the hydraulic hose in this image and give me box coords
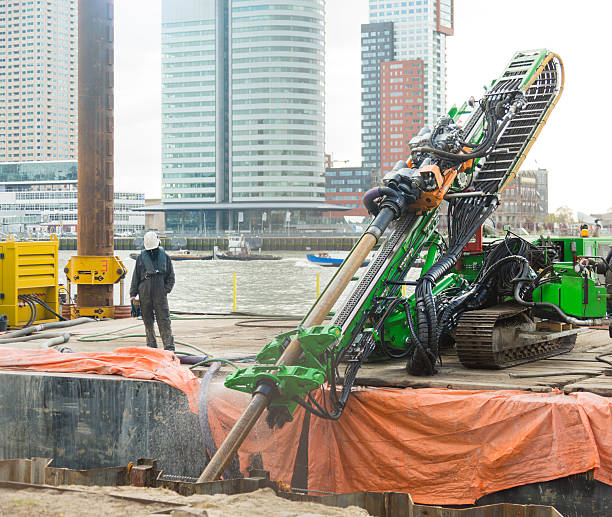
[512,262,606,327]
[362,186,400,216]
[1,317,94,339]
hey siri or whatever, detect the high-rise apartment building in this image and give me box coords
[161,0,327,233]
[380,59,424,169]
[361,22,393,170]
[362,0,453,173]
[0,0,77,162]
[370,0,452,128]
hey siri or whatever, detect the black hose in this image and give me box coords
[512,261,606,327]
[25,295,67,321]
[18,295,36,328]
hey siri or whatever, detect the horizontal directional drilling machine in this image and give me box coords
[199,49,612,481]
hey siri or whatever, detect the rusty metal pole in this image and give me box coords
[77,0,114,307]
[77,0,115,309]
[198,228,388,482]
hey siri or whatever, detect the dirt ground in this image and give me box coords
[0,486,371,517]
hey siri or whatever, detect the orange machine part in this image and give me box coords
[404,153,473,213]
[406,164,456,213]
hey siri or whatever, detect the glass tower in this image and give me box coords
[161,0,326,232]
[230,0,325,203]
[162,1,218,204]
[360,22,394,170]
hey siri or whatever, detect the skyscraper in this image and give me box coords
[0,0,78,162]
[361,22,394,171]
[161,0,327,233]
[370,0,453,127]
[362,0,453,173]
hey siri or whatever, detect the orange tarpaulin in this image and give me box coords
[206,383,612,505]
[0,347,200,412]
[2,347,611,504]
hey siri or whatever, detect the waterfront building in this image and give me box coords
[363,0,453,173]
[324,165,372,217]
[0,161,144,235]
[0,0,77,162]
[160,0,332,233]
[491,169,549,231]
[532,167,549,215]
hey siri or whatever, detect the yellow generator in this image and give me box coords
[0,235,60,327]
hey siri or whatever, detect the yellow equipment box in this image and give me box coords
[0,235,60,327]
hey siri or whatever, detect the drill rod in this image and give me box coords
[197,209,396,482]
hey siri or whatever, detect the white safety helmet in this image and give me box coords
[143,231,160,250]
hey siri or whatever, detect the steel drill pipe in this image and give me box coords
[198,208,396,482]
[77,0,115,308]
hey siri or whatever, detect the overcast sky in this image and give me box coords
[114,1,611,215]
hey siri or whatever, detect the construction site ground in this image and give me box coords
[1,315,610,396]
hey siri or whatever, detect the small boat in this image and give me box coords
[215,252,281,261]
[213,235,281,261]
[307,253,369,268]
[129,250,213,261]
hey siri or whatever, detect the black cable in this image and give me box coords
[18,295,36,328]
[25,294,67,321]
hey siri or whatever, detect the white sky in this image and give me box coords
[114,0,612,214]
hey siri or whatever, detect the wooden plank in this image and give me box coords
[354,358,609,393]
[564,375,612,396]
[536,321,566,332]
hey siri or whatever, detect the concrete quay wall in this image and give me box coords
[0,370,206,478]
[59,236,363,251]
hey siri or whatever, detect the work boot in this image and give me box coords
[146,342,158,348]
[164,338,175,352]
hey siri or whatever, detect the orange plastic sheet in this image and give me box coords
[0,347,200,412]
[206,383,612,505]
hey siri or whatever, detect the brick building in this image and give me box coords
[380,59,425,170]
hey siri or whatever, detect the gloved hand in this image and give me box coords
[130,299,141,318]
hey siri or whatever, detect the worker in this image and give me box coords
[593,219,602,237]
[130,231,176,351]
[580,224,589,238]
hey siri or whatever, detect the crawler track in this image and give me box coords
[455,306,577,369]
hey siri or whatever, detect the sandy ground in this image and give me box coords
[0,486,371,517]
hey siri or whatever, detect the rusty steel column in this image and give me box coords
[77,0,114,308]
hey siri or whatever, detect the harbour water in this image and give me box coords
[59,250,353,316]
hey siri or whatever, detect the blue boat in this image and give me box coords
[306,253,370,268]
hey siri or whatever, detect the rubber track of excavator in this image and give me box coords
[455,306,577,369]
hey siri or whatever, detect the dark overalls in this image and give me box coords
[129,247,176,350]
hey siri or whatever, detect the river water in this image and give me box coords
[58,250,356,317]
